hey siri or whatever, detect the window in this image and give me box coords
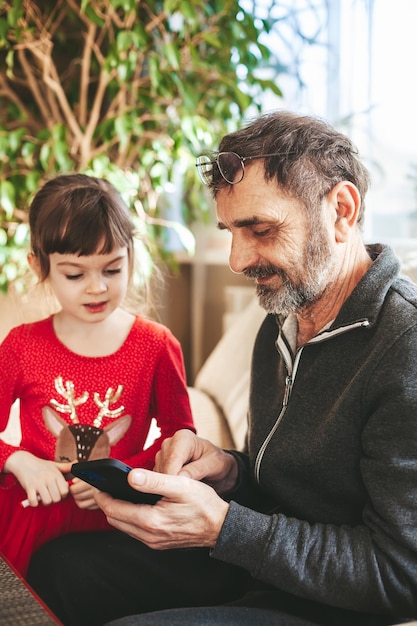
[243,0,417,245]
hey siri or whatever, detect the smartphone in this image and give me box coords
[71,458,162,504]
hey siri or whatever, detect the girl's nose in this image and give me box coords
[85,275,107,294]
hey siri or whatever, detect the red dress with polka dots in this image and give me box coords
[0,315,195,576]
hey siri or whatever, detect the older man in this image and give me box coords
[27,111,417,626]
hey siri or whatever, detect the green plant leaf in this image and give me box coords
[14,222,29,246]
[162,41,180,70]
[0,16,8,42]
[201,32,222,49]
[114,116,131,149]
[39,143,51,171]
[0,180,15,219]
[164,0,181,12]
[7,0,22,27]
[53,141,72,170]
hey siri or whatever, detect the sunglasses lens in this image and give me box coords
[196,155,214,185]
[217,152,244,184]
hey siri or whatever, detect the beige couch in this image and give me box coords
[188,298,265,450]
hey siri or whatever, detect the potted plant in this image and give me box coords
[0,0,283,294]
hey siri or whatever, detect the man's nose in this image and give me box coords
[228,238,258,274]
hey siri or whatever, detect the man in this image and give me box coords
[27,111,417,626]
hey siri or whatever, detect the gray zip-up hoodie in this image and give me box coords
[212,244,417,621]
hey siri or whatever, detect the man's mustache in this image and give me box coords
[244,265,286,281]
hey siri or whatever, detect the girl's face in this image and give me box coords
[46,246,130,323]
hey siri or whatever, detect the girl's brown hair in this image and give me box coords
[29,173,135,280]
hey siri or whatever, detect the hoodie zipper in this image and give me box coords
[253,318,370,483]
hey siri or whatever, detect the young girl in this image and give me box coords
[0,173,195,576]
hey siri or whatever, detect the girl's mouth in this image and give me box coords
[84,302,107,313]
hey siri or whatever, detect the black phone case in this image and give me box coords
[71,458,161,504]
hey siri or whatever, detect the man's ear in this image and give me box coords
[328,181,361,243]
[27,252,41,278]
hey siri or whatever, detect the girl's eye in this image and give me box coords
[65,274,83,280]
[104,268,122,276]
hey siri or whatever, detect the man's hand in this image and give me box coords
[155,429,239,495]
[95,468,230,550]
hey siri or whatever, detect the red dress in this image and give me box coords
[0,315,195,575]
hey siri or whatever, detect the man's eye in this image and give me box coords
[253,228,271,237]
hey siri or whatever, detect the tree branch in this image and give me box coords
[27,43,84,147]
[64,0,92,29]
[81,67,116,167]
[16,46,52,125]
[0,75,33,122]
[79,22,97,127]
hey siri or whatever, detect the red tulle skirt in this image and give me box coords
[0,478,112,577]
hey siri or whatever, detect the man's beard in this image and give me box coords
[244,225,334,316]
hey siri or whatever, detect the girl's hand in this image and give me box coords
[69,477,100,510]
[4,450,72,507]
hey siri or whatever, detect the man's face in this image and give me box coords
[216,162,335,316]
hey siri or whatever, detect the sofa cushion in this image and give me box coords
[187,387,234,449]
[193,298,266,450]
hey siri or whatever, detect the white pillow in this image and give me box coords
[188,387,235,449]
[194,298,266,449]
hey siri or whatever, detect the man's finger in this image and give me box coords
[128,468,188,499]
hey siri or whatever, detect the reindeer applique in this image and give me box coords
[43,376,131,463]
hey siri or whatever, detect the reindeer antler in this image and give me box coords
[50,376,89,423]
[93,385,125,427]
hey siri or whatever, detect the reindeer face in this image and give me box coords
[56,424,107,462]
[43,407,131,463]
